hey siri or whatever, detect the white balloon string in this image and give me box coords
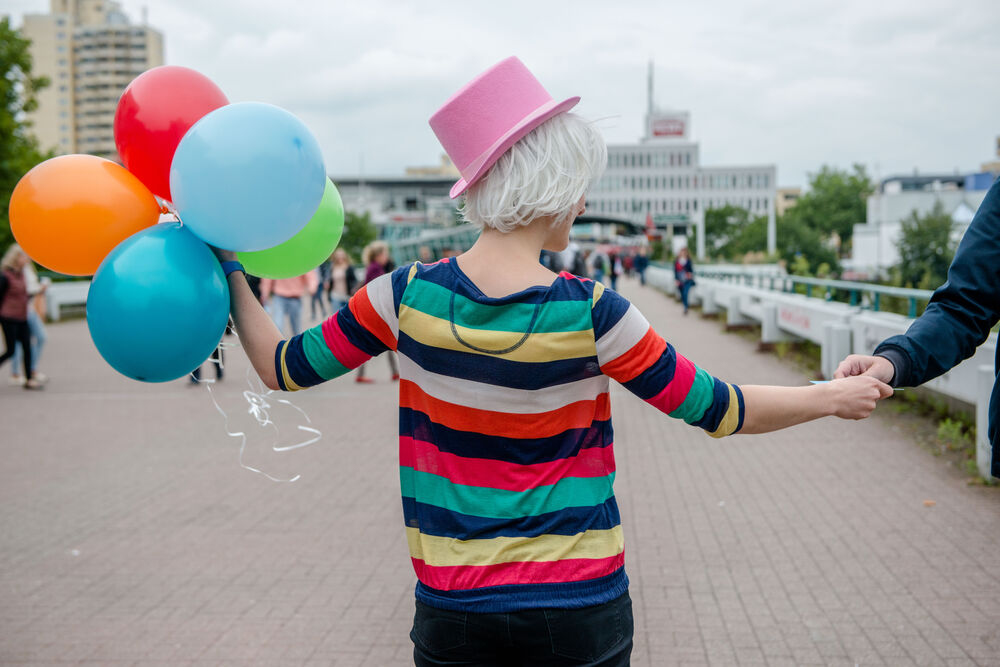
[191,328,321,482]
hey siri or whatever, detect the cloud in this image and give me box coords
[7,0,999,186]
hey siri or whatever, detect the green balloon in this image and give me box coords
[238,179,344,279]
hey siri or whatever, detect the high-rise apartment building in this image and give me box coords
[22,0,163,161]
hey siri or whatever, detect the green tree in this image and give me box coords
[702,204,770,260]
[338,210,376,263]
[776,214,839,276]
[1,17,51,249]
[896,201,955,288]
[703,204,749,259]
[784,164,873,253]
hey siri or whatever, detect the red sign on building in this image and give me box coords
[652,118,685,137]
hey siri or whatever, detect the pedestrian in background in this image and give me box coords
[328,248,358,312]
[608,250,623,290]
[259,271,319,337]
[634,247,649,286]
[674,246,695,314]
[311,256,331,321]
[0,245,43,389]
[10,260,48,385]
[355,241,398,383]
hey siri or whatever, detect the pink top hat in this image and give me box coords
[429,56,580,199]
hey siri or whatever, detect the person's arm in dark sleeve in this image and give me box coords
[874,178,1000,386]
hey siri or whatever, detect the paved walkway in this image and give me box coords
[1,277,998,666]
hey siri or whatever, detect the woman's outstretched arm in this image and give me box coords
[738,377,892,434]
[226,270,284,390]
[593,284,892,436]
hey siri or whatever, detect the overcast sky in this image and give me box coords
[7,0,1000,188]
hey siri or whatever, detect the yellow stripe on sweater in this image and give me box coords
[709,384,740,438]
[279,341,303,392]
[592,282,605,308]
[405,525,624,567]
[398,305,596,362]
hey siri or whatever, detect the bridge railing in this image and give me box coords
[388,224,481,264]
[695,266,934,317]
[647,262,994,480]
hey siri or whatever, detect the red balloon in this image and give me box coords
[114,66,228,201]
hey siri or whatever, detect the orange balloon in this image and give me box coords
[10,155,160,276]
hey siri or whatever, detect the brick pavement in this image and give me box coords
[1,277,998,666]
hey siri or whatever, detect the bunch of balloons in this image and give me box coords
[9,66,345,382]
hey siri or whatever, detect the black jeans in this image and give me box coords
[411,591,633,666]
[0,318,32,380]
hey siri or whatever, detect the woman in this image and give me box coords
[311,256,331,321]
[674,246,696,315]
[9,260,47,385]
[0,245,43,389]
[212,57,890,665]
[258,271,319,337]
[355,241,399,383]
[327,248,357,313]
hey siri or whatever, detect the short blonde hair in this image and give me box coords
[362,240,389,266]
[1,244,25,272]
[461,112,607,233]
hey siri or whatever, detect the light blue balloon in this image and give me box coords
[169,101,326,252]
[87,223,230,383]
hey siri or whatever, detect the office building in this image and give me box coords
[850,170,995,277]
[586,63,777,258]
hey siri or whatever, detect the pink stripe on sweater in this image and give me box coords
[412,554,625,591]
[398,436,615,492]
[321,312,371,368]
[646,353,697,414]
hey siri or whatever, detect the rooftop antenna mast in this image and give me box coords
[647,60,655,116]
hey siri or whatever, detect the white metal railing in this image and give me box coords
[646,264,995,480]
[46,281,90,321]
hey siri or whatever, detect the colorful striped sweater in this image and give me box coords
[275,258,745,612]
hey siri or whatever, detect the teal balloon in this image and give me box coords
[87,223,230,382]
[169,101,326,252]
[238,179,344,279]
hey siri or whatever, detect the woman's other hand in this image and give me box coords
[823,376,894,420]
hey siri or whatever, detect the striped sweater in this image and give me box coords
[275,258,745,612]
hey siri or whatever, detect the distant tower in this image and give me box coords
[647,60,655,116]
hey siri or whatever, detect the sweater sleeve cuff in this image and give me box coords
[874,348,907,388]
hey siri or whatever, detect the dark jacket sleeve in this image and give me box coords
[875,177,1000,386]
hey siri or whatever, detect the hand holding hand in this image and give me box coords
[834,354,895,383]
[823,375,893,420]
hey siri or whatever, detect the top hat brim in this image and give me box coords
[448,95,580,199]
